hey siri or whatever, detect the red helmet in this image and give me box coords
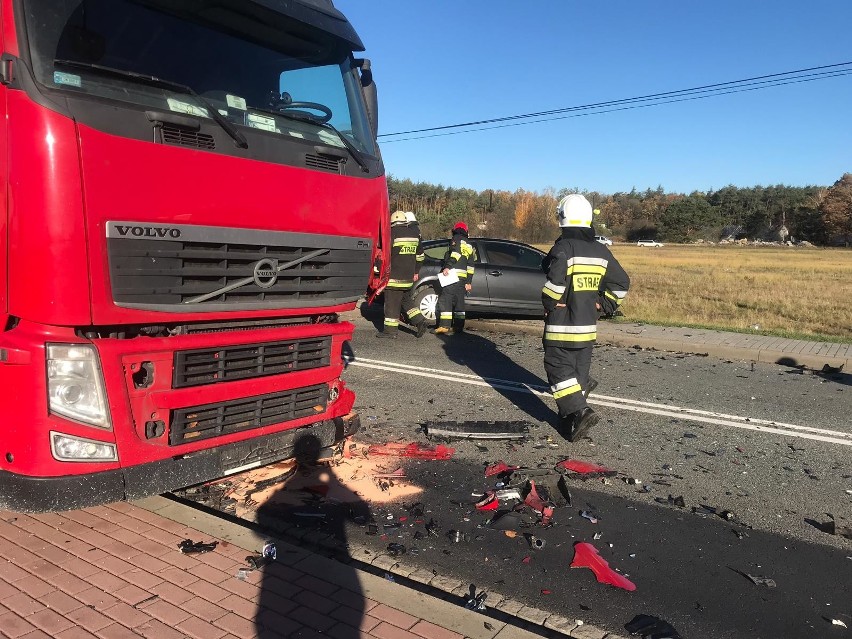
[453,221,468,233]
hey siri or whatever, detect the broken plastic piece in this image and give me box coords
[488,511,521,531]
[580,510,599,524]
[731,568,776,588]
[464,584,488,611]
[446,530,468,543]
[831,619,848,628]
[624,614,682,638]
[178,539,218,554]
[557,459,617,478]
[570,542,636,591]
[485,461,521,477]
[367,442,455,459]
[387,543,406,556]
[245,554,272,569]
[475,493,500,511]
[806,517,852,540]
[655,495,686,508]
[426,421,529,440]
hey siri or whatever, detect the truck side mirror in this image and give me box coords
[355,58,378,138]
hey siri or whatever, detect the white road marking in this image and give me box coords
[351,357,852,447]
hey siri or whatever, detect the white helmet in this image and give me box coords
[390,211,407,225]
[405,211,417,223]
[556,194,593,228]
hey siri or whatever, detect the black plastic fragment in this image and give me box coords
[178,539,218,554]
[625,614,683,639]
[425,420,530,440]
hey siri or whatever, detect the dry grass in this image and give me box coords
[534,244,852,342]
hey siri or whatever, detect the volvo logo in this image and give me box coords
[114,224,182,239]
[253,258,279,289]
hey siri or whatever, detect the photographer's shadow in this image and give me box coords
[254,434,371,639]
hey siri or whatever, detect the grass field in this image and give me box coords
[535,244,852,343]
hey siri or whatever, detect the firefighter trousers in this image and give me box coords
[543,344,593,417]
[436,281,466,330]
[383,287,426,333]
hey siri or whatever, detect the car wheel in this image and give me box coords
[414,286,439,322]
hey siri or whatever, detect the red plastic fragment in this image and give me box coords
[557,459,615,474]
[570,542,636,591]
[475,493,500,511]
[541,589,552,595]
[522,555,531,564]
[367,443,455,459]
[485,461,521,477]
[523,480,548,512]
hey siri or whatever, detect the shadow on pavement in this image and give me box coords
[255,433,371,638]
[438,329,555,425]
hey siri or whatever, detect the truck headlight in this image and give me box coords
[50,432,117,462]
[47,344,111,429]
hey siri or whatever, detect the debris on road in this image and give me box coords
[829,618,848,628]
[464,584,488,611]
[178,539,218,554]
[730,567,777,588]
[581,510,599,524]
[526,534,546,550]
[655,495,686,508]
[367,442,455,459]
[425,421,530,440]
[485,461,521,477]
[556,459,618,478]
[806,516,852,540]
[387,543,406,556]
[624,614,682,638]
[570,542,637,591]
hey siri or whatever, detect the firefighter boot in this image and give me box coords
[569,407,599,442]
[376,329,398,339]
[415,322,428,338]
[556,413,575,441]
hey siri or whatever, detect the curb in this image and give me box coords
[137,496,627,639]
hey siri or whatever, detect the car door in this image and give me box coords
[478,241,546,315]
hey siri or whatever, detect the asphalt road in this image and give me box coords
[336,309,851,638]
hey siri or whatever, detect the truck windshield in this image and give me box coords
[21,0,376,155]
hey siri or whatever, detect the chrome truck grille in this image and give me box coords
[106,222,372,312]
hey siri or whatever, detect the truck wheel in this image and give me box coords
[414,286,439,323]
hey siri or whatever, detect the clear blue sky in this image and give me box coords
[335,0,852,195]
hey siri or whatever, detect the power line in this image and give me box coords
[378,61,852,142]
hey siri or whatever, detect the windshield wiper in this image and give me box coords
[54,60,248,149]
[251,106,371,173]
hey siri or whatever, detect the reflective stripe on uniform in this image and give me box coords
[407,308,422,319]
[544,324,597,342]
[392,236,419,245]
[544,331,597,342]
[439,312,453,320]
[566,257,608,269]
[453,312,466,318]
[454,268,468,278]
[386,279,414,289]
[551,377,582,399]
[384,318,399,327]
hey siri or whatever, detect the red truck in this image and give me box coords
[0,0,388,512]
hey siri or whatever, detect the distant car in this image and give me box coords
[595,235,613,246]
[412,238,548,321]
[637,239,663,247]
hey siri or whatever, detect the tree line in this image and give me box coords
[388,173,852,246]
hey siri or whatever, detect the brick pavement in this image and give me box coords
[0,498,609,639]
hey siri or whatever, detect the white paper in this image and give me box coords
[438,271,459,287]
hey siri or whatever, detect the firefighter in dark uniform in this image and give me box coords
[377,211,428,339]
[435,221,476,335]
[541,194,630,441]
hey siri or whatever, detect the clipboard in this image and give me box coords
[437,270,459,287]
